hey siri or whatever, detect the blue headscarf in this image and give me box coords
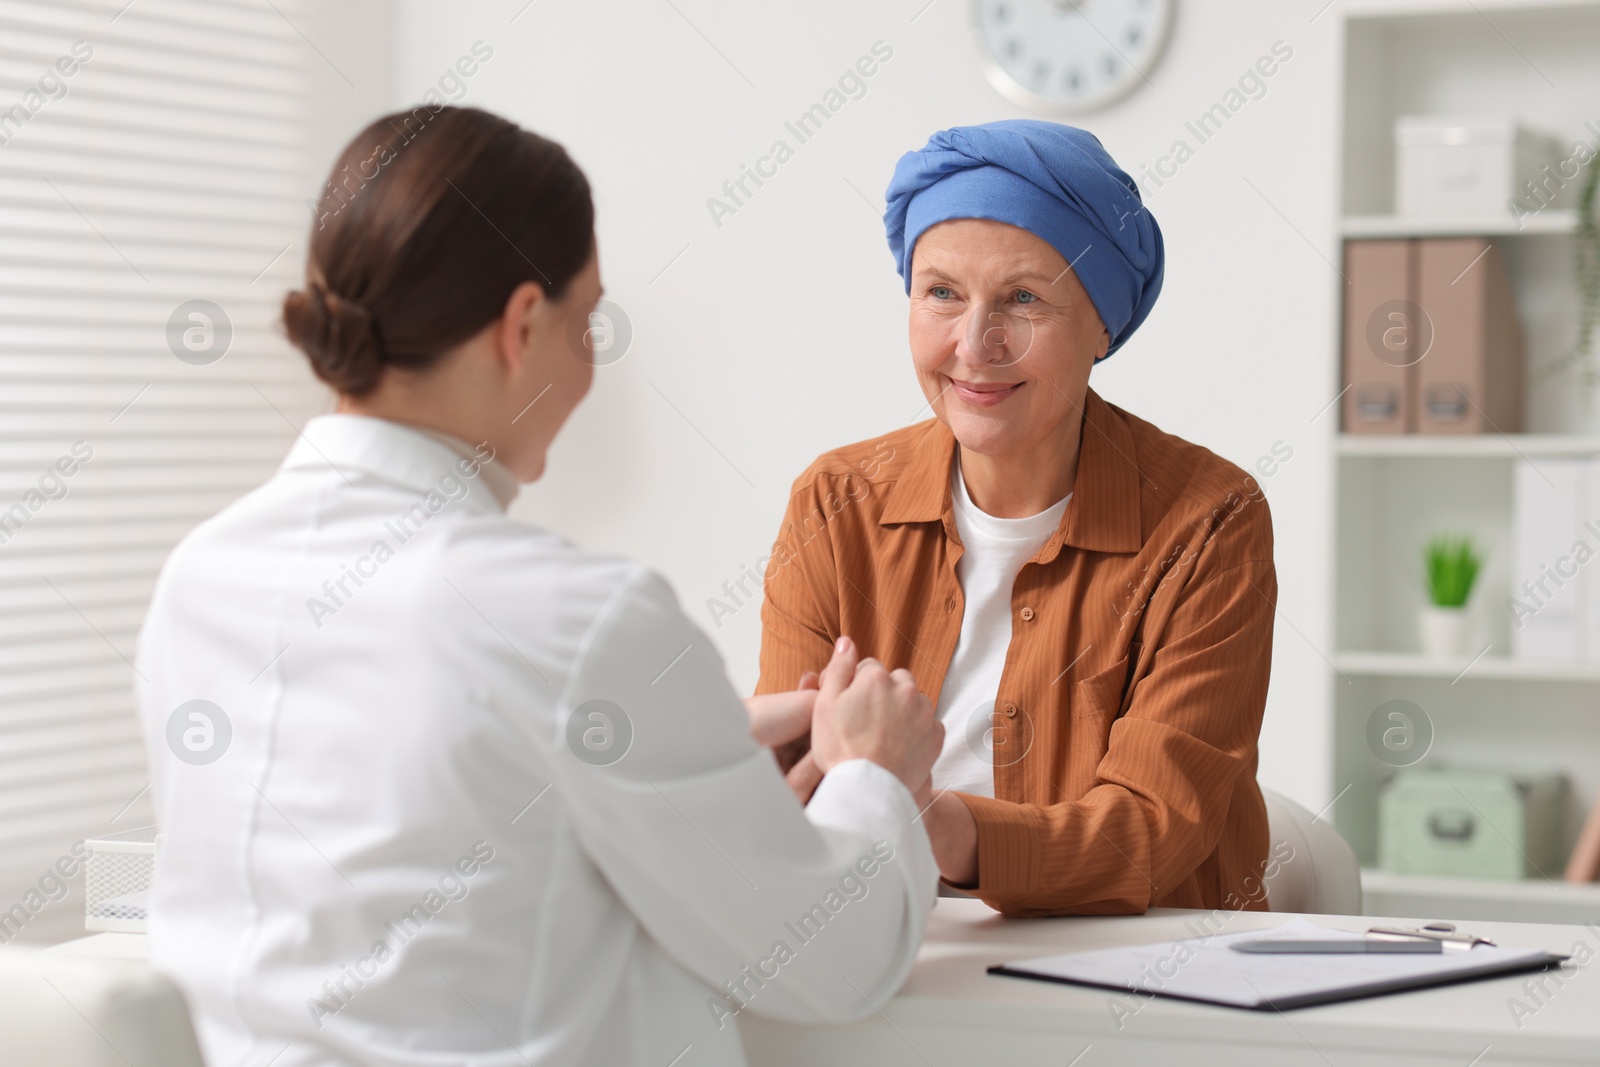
[884,120,1164,358]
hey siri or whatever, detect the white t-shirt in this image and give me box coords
[931,458,1070,798]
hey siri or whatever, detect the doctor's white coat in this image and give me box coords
[135,414,937,1067]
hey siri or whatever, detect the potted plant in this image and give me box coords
[1532,158,1599,421]
[1576,158,1599,389]
[1421,534,1482,657]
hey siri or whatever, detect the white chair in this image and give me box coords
[0,948,206,1067]
[1261,787,1363,914]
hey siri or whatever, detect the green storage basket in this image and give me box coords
[1378,767,1566,879]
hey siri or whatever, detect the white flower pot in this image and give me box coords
[1419,605,1470,657]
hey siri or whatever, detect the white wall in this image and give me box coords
[377,0,1346,813]
[306,1,399,188]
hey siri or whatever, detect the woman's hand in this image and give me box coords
[781,670,824,803]
[923,790,979,888]
[743,687,816,748]
[745,671,825,805]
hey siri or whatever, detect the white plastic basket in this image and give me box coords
[84,826,159,933]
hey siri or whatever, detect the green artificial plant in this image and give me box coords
[1424,534,1482,609]
[1577,157,1600,385]
[1534,158,1600,385]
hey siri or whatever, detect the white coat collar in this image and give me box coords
[280,414,519,513]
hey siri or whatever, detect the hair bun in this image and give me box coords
[282,281,385,395]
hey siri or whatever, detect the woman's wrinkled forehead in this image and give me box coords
[909,218,1070,284]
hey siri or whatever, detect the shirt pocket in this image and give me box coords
[1067,642,1139,789]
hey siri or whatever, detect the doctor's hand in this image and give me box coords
[810,636,943,798]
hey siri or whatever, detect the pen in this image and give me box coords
[1230,939,1443,954]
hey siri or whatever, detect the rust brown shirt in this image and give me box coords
[755,388,1276,918]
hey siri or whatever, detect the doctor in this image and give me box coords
[135,106,942,1067]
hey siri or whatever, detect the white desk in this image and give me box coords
[43,932,149,960]
[46,905,1600,1065]
[740,899,1600,1066]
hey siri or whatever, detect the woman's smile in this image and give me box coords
[948,376,1024,407]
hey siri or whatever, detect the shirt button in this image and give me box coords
[945,595,956,613]
[1020,607,1035,622]
[1001,702,1018,718]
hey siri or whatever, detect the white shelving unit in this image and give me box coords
[1342,209,1580,238]
[1338,434,1600,458]
[1337,650,1600,684]
[1333,1,1600,923]
[1362,868,1600,925]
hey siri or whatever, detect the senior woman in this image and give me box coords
[759,120,1277,918]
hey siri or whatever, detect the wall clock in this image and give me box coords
[973,0,1175,114]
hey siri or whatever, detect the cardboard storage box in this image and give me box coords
[1379,767,1566,879]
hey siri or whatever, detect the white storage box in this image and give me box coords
[1395,116,1560,217]
[83,827,159,933]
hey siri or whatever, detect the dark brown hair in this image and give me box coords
[283,106,594,396]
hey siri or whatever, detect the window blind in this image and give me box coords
[0,0,325,938]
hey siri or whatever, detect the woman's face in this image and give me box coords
[502,245,602,482]
[907,218,1109,462]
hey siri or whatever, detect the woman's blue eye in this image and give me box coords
[930,286,953,299]
[1015,290,1038,304]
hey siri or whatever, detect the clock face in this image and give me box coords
[973,0,1174,114]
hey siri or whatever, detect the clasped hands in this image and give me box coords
[743,636,943,810]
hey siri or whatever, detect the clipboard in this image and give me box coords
[987,918,1568,1011]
